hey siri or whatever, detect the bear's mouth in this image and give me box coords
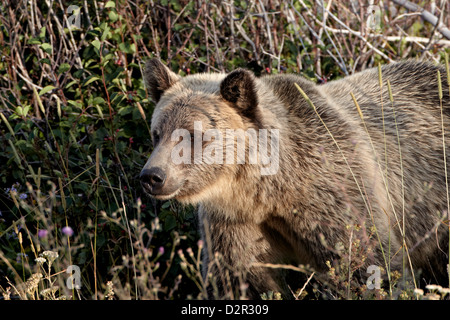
[141,179,185,201]
[148,188,181,200]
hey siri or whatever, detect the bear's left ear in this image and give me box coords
[220,68,261,125]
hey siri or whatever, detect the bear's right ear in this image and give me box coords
[144,59,180,103]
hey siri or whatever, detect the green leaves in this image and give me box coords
[0,112,15,137]
[58,63,71,74]
[40,43,52,55]
[39,85,56,96]
[91,39,102,51]
[82,75,101,87]
[101,25,110,42]
[105,1,115,8]
[108,10,119,22]
[15,105,30,117]
[118,42,136,54]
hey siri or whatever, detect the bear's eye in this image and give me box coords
[152,130,160,147]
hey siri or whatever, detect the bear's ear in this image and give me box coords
[144,59,180,103]
[220,68,260,123]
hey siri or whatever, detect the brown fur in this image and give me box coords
[141,59,450,299]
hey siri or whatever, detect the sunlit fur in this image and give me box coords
[143,59,450,299]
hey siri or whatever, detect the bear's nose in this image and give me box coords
[140,167,167,193]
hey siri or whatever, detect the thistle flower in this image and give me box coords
[38,229,48,238]
[62,226,74,237]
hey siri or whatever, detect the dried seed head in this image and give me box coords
[35,257,46,265]
[387,80,394,103]
[26,273,42,294]
[378,62,382,89]
[438,70,443,100]
[2,287,11,300]
[41,251,59,263]
[105,281,115,300]
[350,92,364,120]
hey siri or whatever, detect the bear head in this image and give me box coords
[139,59,272,204]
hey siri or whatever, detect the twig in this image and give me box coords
[324,26,450,47]
[292,0,349,73]
[318,5,395,63]
[392,0,450,40]
[234,19,259,61]
[258,0,274,55]
[317,0,348,75]
[11,65,43,91]
[226,0,260,61]
[289,271,315,299]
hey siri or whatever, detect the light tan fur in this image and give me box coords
[141,59,450,299]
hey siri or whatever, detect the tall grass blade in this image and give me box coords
[438,69,450,288]
[0,112,15,138]
[33,86,46,116]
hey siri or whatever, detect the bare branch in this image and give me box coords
[392,0,450,40]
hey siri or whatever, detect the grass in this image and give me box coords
[1,0,450,300]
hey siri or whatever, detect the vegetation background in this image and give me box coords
[0,0,450,300]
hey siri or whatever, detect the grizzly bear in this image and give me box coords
[140,58,450,299]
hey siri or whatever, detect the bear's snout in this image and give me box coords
[140,167,167,194]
